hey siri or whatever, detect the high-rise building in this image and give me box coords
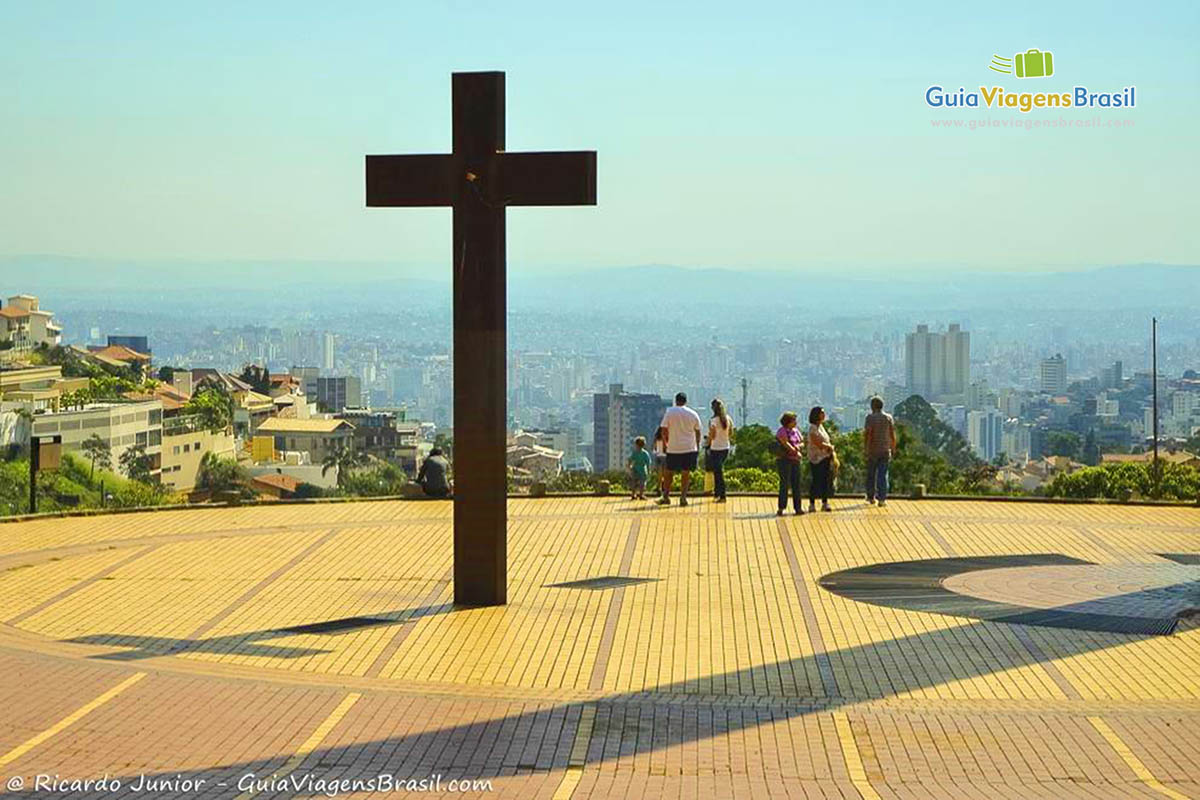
[592,383,668,473]
[322,332,336,371]
[1040,354,1068,394]
[944,323,969,397]
[967,408,1003,461]
[1001,420,1032,463]
[1100,361,1123,390]
[905,323,969,400]
[316,375,363,412]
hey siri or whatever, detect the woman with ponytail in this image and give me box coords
[707,398,735,503]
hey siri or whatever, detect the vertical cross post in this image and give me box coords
[451,73,508,605]
[366,71,596,606]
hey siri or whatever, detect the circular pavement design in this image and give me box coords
[819,554,1200,636]
[944,563,1200,621]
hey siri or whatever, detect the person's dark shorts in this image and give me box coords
[665,451,698,471]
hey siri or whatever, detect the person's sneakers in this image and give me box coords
[878,500,887,507]
[776,509,784,517]
[716,496,727,503]
[867,497,876,505]
[794,508,805,516]
[808,503,816,513]
[679,497,689,507]
[657,496,671,505]
[821,503,832,512]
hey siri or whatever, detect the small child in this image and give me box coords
[627,436,652,500]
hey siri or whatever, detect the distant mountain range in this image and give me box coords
[3,256,1196,315]
[510,263,1200,313]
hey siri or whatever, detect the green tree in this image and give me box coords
[1081,429,1101,466]
[894,395,979,469]
[1044,430,1082,459]
[723,467,779,492]
[81,434,112,481]
[119,443,154,483]
[433,433,454,460]
[724,423,776,471]
[186,386,234,433]
[195,452,252,496]
[1045,461,1200,502]
[88,373,138,400]
[237,364,271,394]
[321,446,369,490]
[546,470,594,492]
[340,462,408,497]
[1183,432,1200,459]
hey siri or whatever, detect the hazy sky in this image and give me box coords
[2,1,1197,273]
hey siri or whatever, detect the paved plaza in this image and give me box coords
[0,497,1198,798]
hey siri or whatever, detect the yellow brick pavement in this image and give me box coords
[0,497,1195,798]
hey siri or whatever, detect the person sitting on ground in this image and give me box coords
[417,447,451,498]
[627,436,652,500]
[658,392,702,507]
[863,396,897,507]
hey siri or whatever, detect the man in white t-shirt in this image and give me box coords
[657,392,702,507]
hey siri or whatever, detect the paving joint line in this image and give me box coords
[182,527,345,646]
[0,672,147,770]
[365,569,453,678]
[588,519,641,691]
[919,515,1087,701]
[6,544,162,626]
[775,517,839,697]
[234,692,362,800]
[1088,715,1192,800]
[551,704,596,800]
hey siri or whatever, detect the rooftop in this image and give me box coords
[256,416,354,434]
[0,497,1197,797]
[249,472,303,493]
[86,343,152,363]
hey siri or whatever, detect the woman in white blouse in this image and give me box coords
[707,398,735,503]
[807,406,835,512]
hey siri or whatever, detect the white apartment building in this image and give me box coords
[30,400,163,480]
[1039,354,1068,394]
[1001,420,1033,463]
[1172,390,1199,418]
[967,408,1004,461]
[0,295,62,352]
[905,323,969,400]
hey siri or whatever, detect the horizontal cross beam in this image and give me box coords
[365,151,596,208]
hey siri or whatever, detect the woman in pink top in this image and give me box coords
[807,406,835,512]
[775,411,805,516]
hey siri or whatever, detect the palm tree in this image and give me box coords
[81,434,112,482]
[196,452,249,495]
[321,446,368,490]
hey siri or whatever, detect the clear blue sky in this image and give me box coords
[1,1,1196,273]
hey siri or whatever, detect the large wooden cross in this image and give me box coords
[366,71,596,606]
